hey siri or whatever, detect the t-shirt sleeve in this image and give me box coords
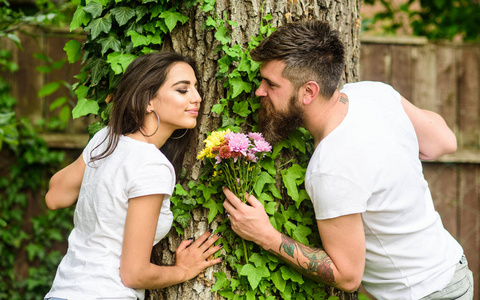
[127,157,175,199]
[307,172,370,220]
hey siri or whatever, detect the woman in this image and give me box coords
[44,52,223,300]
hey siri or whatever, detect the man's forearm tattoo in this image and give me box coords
[273,235,335,284]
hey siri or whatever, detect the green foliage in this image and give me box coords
[0,44,73,299]
[363,0,480,41]
[0,1,78,298]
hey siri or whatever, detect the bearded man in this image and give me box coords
[223,20,473,300]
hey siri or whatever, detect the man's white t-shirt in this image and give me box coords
[305,81,463,299]
[45,127,175,300]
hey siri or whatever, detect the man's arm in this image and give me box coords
[223,188,365,293]
[401,96,457,160]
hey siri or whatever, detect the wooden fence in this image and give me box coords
[360,36,480,299]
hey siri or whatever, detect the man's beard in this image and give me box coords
[258,95,304,145]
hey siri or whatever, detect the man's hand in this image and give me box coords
[222,187,277,249]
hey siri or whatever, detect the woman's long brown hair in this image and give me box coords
[90,52,199,178]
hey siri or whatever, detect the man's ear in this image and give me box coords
[301,81,320,105]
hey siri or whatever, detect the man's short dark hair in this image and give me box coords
[250,20,345,98]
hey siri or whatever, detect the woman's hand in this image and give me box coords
[174,229,223,281]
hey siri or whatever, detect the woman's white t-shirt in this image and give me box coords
[305,82,463,299]
[45,127,175,300]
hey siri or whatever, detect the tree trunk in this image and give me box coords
[147,1,361,299]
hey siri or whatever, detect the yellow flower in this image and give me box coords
[197,129,231,160]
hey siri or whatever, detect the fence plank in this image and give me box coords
[423,163,459,238]
[390,45,412,100]
[359,43,390,83]
[436,46,458,133]
[458,165,479,297]
[457,47,480,149]
[410,44,437,111]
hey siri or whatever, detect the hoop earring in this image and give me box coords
[140,111,160,137]
[170,129,188,140]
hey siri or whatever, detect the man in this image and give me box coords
[223,21,474,299]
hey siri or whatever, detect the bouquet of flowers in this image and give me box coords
[197,129,272,201]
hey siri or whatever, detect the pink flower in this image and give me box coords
[252,139,272,153]
[248,132,265,142]
[226,132,251,156]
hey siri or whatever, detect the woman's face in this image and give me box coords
[149,62,201,132]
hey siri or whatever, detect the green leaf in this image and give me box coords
[281,265,304,284]
[265,201,277,215]
[253,171,275,196]
[49,96,67,110]
[72,98,99,118]
[281,164,305,201]
[211,272,229,292]
[64,40,82,63]
[38,81,61,97]
[128,30,150,47]
[271,270,286,292]
[292,224,312,245]
[98,35,121,55]
[107,52,137,75]
[71,5,91,31]
[240,264,270,290]
[229,77,252,98]
[159,10,189,32]
[111,6,135,26]
[232,100,251,117]
[203,198,223,223]
[85,15,112,40]
[83,2,103,18]
[174,183,188,196]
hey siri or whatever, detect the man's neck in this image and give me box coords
[303,90,349,148]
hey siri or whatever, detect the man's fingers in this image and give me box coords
[246,193,262,208]
[222,187,242,207]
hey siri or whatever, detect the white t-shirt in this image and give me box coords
[305,81,463,299]
[45,127,175,300]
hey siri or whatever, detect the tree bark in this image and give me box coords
[147,1,361,299]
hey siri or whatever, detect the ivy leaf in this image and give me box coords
[64,40,82,63]
[215,25,231,44]
[135,6,148,22]
[211,272,229,292]
[72,98,99,119]
[71,5,91,31]
[253,171,275,196]
[38,81,61,97]
[281,164,305,201]
[107,52,137,75]
[83,2,103,19]
[203,198,223,223]
[292,223,312,245]
[239,263,270,290]
[174,210,191,228]
[128,31,149,47]
[271,270,286,293]
[85,15,112,40]
[89,58,108,86]
[111,6,135,26]
[98,35,121,55]
[265,201,277,215]
[229,77,252,98]
[232,100,251,117]
[174,183,188,196]
[159,10,189,32]
[280,265,304,284]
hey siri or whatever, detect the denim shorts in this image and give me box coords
[420,254,474,300]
